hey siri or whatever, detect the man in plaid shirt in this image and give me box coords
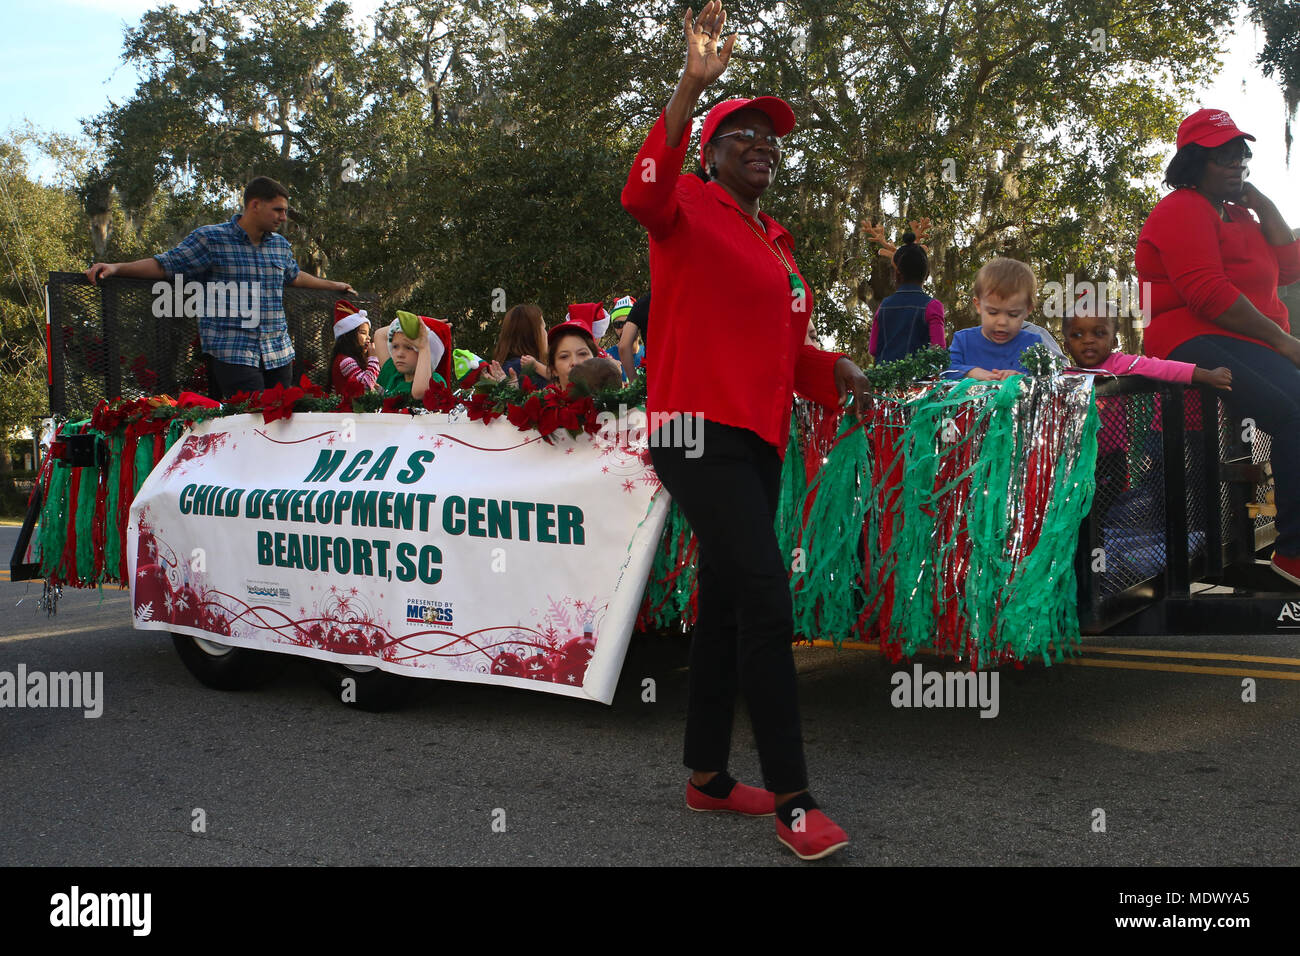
[86,177,354,398]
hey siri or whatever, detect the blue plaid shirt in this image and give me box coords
[154,215,301,369]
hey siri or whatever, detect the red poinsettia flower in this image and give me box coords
[297,374,326,399]
[505,393,541,431]
[536,404,562,437]
[421,380,459,413]
[259,383,305,423]
[463,391,501,423]
[381,395,413,414]
[570,395,599,433]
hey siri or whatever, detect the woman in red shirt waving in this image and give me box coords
[621,1,868,861]
[1137,109,1300,585]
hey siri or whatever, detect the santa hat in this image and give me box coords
[333,300,370,339]
[550,303,608,350]
[389,310,453,382]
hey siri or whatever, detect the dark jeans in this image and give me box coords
[1169,334,1300,555]
[649,421,808,793]
[209,358,294,401]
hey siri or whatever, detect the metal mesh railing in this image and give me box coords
[45,273,380,416]
[1092,387,1168,599]
[1078,377,1275,632]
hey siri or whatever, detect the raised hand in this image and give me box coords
[683,2,736,87]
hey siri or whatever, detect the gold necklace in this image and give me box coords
[737,209,807,296]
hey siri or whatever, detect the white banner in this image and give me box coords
[128,411,669,703]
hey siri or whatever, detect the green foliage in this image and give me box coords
[28,0,1245,403]
[1019,342,1067,377]
[1249,0,1300,162]
[0,133,91,461]
[865,345,951,390]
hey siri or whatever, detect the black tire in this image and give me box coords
[171,634,287,690]
[313,661,415,712]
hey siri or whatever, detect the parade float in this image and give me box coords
[14,277,1286,711]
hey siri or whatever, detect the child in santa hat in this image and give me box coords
[375,310,453,400]
[330,300,382,408]
[481,303,607,391]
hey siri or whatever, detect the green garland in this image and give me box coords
[774,412,807,567]
[790,414,870,642]
[867,346,950,391]
[1019,343,1066,377]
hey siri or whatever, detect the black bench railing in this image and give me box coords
[45,273,381,416]
[1075,376,1278,635]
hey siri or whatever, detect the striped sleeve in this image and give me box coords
[338,355,381,389]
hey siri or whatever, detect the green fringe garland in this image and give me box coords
[74,431,100,585]
[997,396,1099,664]
[790,414,870,644]
[37,424,79,581]
[102,432,124,583]
[641,499,698,632]
[891,380,978,655]
[774,412,806,567]
[954,377,1023,665]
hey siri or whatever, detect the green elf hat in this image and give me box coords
[390,311,454,382]
[452,348,483,381]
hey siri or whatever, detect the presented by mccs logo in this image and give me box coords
[407,599,454,626]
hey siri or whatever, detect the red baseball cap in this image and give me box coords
[699,96,796,169]
[1176,108,1256,150]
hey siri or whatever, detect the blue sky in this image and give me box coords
[0,0,1295,224]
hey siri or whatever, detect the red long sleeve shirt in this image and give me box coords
[620,110,845,454]
[1137,188,1300,358]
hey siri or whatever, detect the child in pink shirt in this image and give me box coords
[1064,305,1231,504]
[1063,309,1231,389]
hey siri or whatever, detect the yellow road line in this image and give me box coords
[0,607,132,644]
[1063,657,1300,681]
[1080,646,1300,667]
[802,639,1300,668]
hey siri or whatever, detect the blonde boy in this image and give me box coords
[945,258,1064,380]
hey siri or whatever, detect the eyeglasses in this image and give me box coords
[712,128,783,151]
[1206,142,1251,167]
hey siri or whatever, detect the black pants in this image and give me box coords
[650,420,808,793]
[1169,335,1300,556]
[209,358,294,401]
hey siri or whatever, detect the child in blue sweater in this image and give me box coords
[944,257,1064,380]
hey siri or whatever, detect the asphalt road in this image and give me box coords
[1,526,1297,866]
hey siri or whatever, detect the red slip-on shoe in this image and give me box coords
[1271,552,1300,587]
[685,779,776,816]
[776,809,849,861]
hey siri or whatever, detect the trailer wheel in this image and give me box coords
[171,634,286,690]
[314,661,415,712]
